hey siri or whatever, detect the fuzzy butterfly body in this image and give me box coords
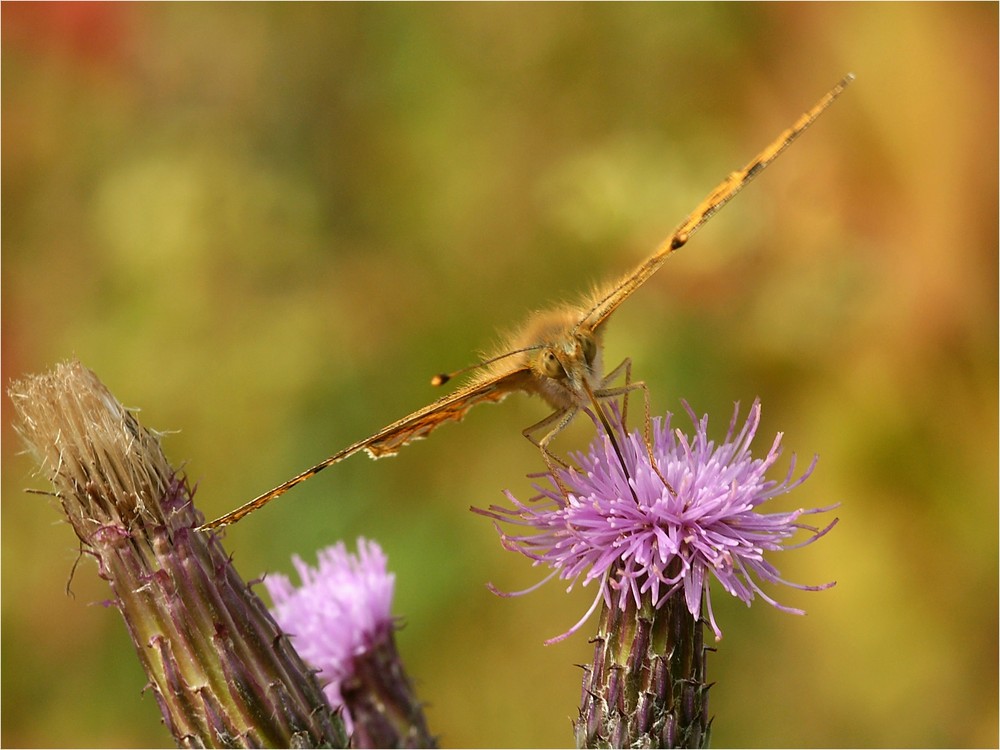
[200,74,853,531]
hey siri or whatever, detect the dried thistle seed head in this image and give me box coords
[9,360,347,748]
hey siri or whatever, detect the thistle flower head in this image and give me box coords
[265,540,395,716]
[264,540,434,748]
[478,399,838,643]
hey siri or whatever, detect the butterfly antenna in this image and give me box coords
[431,345,544,386]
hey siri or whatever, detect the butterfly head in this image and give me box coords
[434,306,606,412]
[531,328,603,411]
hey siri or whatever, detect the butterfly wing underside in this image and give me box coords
[199,367,534,529]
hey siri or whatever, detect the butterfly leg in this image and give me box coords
[522,407,576,469]
[595,364,674,496]
[522,407,584,497]
[596,357,654,457]
[600,357,634,430]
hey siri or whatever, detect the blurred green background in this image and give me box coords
[3,3,997,747]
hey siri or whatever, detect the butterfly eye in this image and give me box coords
[578,334,597,366]
[540,349,564,379]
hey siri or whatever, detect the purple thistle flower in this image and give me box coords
[265,540,394,715]
[265,540,436,748]
[477,399,838,644]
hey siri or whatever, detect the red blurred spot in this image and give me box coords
[2,2,131,68]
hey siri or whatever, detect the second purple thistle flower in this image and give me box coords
[476,399,839,643]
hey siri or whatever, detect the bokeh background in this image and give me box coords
[3,4,997,748]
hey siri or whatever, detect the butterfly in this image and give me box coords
[199,74,853,531]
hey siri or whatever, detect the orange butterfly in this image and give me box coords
[199,75,853,531]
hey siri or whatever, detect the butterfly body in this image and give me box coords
[199,74,853,531]
[480,306,606,411]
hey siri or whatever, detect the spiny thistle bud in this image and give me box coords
[9,360,347,748]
